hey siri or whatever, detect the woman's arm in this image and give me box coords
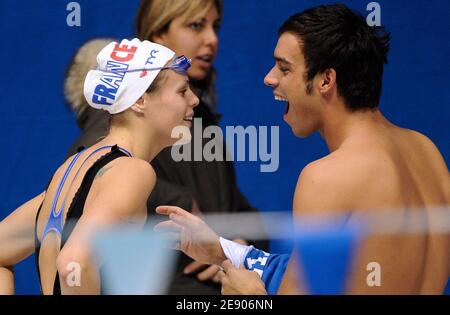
[0,192,45,294]
[56,158,155,294]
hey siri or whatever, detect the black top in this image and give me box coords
[35,146,129,295]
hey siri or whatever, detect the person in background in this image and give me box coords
[64,38,114,156]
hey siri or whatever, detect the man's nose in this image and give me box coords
[264,67,278,87]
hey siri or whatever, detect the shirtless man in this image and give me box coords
[155,4,450,294]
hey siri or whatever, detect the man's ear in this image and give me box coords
[131,96,146,114]
[319,68,337,94]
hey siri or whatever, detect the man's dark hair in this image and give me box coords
[279,4,390,111]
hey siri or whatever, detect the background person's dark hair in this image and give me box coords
[279,4,390,111]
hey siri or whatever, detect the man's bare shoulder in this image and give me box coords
[403,129,450,197]
[293,152,373,215]
[299,150,377,185]
[406,129,448,164]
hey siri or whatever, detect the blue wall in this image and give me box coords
[0,0,448,294]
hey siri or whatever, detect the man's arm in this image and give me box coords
[278,160,354,294]
[155,206,289,294]
[0,192,45,294]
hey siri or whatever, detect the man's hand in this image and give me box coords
[184,239,249,283]
[184,262,222,283]
[155,206,226,265]
[190,198,203,218]
[218,260,268,295]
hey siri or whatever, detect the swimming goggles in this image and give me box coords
[95,55,191,74]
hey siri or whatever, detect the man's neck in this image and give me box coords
[321,103,386,152]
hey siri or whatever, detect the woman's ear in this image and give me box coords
[131,95,146,114]
[152,33,167,46]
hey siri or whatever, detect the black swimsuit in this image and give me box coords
[34,145,131,294]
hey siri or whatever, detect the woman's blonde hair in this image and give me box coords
[135,0,222,109]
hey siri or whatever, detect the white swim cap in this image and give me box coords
[83,38,175,114]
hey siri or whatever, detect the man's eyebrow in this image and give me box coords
[274,55,292,65]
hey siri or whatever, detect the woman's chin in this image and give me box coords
[187,66,209,81]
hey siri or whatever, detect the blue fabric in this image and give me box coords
[41,149,84,241]
[444,278,450,295]
[296,226,359,295]
[40,145,132,242]
[244,247,289,295]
